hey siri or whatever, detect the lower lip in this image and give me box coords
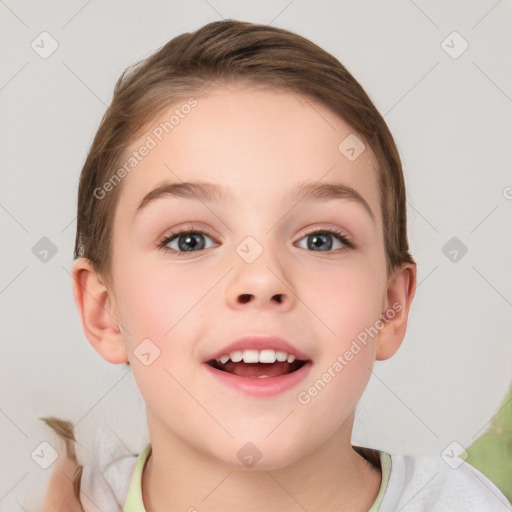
[202,361,312,397]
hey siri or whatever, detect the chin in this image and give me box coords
[203,432,316,472]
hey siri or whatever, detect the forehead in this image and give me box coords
[115,84,381,225]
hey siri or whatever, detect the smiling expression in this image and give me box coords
[97,82,397,468]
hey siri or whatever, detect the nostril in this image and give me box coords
[239,294,253,303]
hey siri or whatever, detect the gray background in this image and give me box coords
[1,0,511,509]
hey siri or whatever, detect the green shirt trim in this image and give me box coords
[123,443,152,512]
[123,444,391,512]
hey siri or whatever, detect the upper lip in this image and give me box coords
[203,335,312,362]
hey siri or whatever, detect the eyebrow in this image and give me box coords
[135,180,375,222]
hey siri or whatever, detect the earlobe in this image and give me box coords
[375,262,417,361]
[71,258,128,364]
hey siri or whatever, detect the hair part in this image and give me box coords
[74,19,415,284]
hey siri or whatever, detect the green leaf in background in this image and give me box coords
[465,385,512,503]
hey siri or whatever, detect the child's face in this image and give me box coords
[91,83,409,468]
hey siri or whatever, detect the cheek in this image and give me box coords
[295,262,386,417]
[113,261,208,401]
[302,261,385,342]
[113,257,211,346]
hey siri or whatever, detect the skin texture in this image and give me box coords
[72,83,416,511]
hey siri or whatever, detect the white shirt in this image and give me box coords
[78,445,512,511]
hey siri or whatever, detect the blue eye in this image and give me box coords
[296,229,353,252]
[157,224,354,256]
[158,229,216,255]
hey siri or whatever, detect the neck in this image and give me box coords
[141,413,382,512]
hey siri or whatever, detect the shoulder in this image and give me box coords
[79,454,139,512]
[39,453,83,512]
[41,451,138,512]
[378,452,511,512]
[35,416,142,512]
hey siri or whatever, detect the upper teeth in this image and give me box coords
[217,349,296,364]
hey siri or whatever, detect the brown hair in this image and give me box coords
[74,19,415,283]
[39,417,84,509]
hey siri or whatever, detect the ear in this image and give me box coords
[71,258,128,364]
[375,262,417,361]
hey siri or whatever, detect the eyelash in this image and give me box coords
[156,224,355,256]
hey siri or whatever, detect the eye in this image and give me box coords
[296,225,354,252]
[157,225,217,256]
[157,223,354,256]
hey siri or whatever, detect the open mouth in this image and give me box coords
[206,349,308,379]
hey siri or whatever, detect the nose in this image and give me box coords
[225,248,296,311]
